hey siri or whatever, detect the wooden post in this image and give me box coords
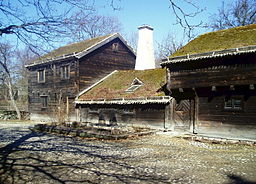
[66,96,69,120]
[169,98,175,131]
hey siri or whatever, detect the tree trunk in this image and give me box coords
[6,77,21,120]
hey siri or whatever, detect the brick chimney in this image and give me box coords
[135,25,156,70]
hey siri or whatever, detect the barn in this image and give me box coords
[75,68,172,129]
[161,24,256,140]
[26,33,136,121]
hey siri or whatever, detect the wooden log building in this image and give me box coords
[161,24,256,140]
[75,68,172,129]
[26,33,136,121]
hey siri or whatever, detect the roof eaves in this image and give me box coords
[75,96,172,105]
[25,54,77,68]
[161,45,256,66]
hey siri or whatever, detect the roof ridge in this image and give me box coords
[200,24,256,37]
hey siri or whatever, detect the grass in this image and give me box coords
[34,34,112,62]
[171,24,256,57]
[78,68,167,100]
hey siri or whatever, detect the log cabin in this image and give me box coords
[161,24,256,140]
[75,25,172,129]
[75,68,172,129]
[26,33,136,121]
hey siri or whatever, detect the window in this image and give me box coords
[41,96,48,108]
[123,109,135,114]
[112,43,119,52]
[38,69,45,83]
[60,65,70,79]
[224,98,242,110]
[125,78,144,93]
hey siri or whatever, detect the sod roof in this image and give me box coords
[36,34,111,61]
[171,24,256,57]
[27,33,135,67]
[76,68,166,102]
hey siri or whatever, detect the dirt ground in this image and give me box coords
[0,121,256,184]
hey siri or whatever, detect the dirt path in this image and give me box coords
[0,121,256,184]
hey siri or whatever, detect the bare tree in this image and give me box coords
[0,43,21,119]
[156,33,184,59]
[209,0,256,30]
[155,32,184,67]
[0,0,121,53]
[168,0,205,40]
[68,11,122,41]
[16,48,37,105]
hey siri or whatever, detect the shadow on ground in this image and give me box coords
[0,128,170,184]
[225,174,256,184]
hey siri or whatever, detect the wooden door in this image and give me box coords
[173,99,194,131]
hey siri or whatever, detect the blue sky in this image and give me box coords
[96,0,234,45]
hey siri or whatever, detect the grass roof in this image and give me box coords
[35,34,112,62]
[78,68,166,101]
[171,24,256,57]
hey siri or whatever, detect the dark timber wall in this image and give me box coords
[195,96,256,140]
[79,39,136,90]
[27,38,135,121]
[166,53,256,140]
[79,104,169,129]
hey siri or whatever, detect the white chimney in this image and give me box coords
[135,25,156,70]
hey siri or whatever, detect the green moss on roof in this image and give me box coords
[171,24,256,57]
[35,34,112,62]
[78,68,166,101]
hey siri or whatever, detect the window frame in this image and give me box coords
[60,65,70,79]
[37,69,45,83]
[224,97,243,111]
[41,95,48,108]
[112,43,119,52]
[123,108,135,114]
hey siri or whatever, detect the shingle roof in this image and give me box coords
[161,24,256,65]
[26,33,135,67]
[75,68,170,105]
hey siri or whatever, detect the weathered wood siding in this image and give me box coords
[80,105,166,129]
[79,38,135,90]
[27,37,135,121]
[167,54,256,90]
[195,96,256,140]
[169,64,256,89]
[27,59,79,121]
[166,53,256,140]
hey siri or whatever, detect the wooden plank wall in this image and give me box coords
[169,64,256,89]
[195,96,256,140]
[80,106,166,129]
[27,59,79,121]
[79,38,136,90]
[27,38,135,121]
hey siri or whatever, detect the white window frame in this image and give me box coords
[60,65,70,79]
[37,69,45,83]
[224,98,242,110]
[112,43,119,52]
[123,109,135,114]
